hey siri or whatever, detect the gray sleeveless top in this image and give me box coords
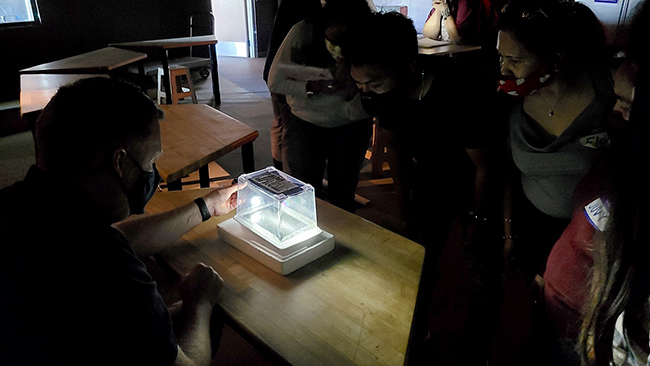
[509,97,611,219]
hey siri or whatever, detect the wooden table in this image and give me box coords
[146,189,426,366]
[110,35,220,104]
[418,43,481,56]
[157,104,258,190]
[19,73,109,122]
[19,47,147,75]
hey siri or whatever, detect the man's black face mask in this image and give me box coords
[121,152,161,215]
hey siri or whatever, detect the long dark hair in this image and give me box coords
[579,81,650,366]
[579,2,650,364]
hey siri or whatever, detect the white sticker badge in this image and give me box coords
[580,132,610,149]
[584,197,611,232]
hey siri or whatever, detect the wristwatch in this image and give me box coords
[441,7,451,20]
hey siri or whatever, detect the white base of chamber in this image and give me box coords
[217,218,335,275]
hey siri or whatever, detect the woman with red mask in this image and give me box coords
[496,0,615,282]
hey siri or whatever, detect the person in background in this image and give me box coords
[422,0,498,45]
[344,12,501,361]
[496,0,615,283]
[0,77,238,366]
[262,0,322,172]
[267,0,373,212]
[578,0,650,365]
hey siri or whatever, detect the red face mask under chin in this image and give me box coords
[498,67,553,97]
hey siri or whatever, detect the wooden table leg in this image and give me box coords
[209,43,221,105]
[167,180,182,191]
[199,165,210,188]
[241,142,255,173]
[161,49,173,105]
[137,60,147,91]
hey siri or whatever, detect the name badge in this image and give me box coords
[584,197,610,232]
[580,132,610,149]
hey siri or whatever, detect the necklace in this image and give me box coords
[543,83,570,117]
[418,70,425,101]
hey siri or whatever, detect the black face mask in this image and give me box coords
[360,87,418,131]
[121,152,161,215]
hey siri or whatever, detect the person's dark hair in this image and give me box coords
[578,82,650,366]
[34,77,163,172]
[303,0,372,68]
[498,0,608,78]
[579,2,650,364]
[343,12,418,76]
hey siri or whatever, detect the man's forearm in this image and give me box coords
[114,200,203,256]
[174,303,214,366]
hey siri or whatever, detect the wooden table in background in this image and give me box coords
[19,47,147,75]
[19,73,109,122]
[146,189,425,366]
[418,43,481,56]
[111,35,220,104]
[157,104,258,190]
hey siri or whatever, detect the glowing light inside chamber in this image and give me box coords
[251,212,262,224]
[250,196,263,208]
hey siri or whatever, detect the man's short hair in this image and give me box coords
[343,12,418,73]
[35,77,164,172]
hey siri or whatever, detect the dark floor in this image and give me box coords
[0,56,532,365]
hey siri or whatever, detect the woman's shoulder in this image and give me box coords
[284,20,315,44]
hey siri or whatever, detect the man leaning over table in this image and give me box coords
[0,77,237,366]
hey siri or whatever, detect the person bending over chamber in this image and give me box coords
[0,77,238,366]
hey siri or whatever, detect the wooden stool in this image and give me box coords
[371,118,389,177]
[157,66,197,105]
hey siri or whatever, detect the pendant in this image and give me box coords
[548,110,554,117]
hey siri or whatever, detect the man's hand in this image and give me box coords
[179,263,224,309]
[203,184,238,217]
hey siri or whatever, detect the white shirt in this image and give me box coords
[613,312,650,366]
[267,20,370,127]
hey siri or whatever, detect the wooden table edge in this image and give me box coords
[19,49,147,74]
[163,130,259,184]
[110,39,219,51]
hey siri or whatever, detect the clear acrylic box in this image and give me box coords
[234,167,321,249]
[219,167,335,275]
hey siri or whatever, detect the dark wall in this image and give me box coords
[0,0,212,102]
[255,0,278,57]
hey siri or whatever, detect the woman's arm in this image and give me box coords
[267,24,310,97]
[443,15,461,44]
[423,9,442,39]
[502,151,518,269]
[267,22,333,97]
[466,148,488,216]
